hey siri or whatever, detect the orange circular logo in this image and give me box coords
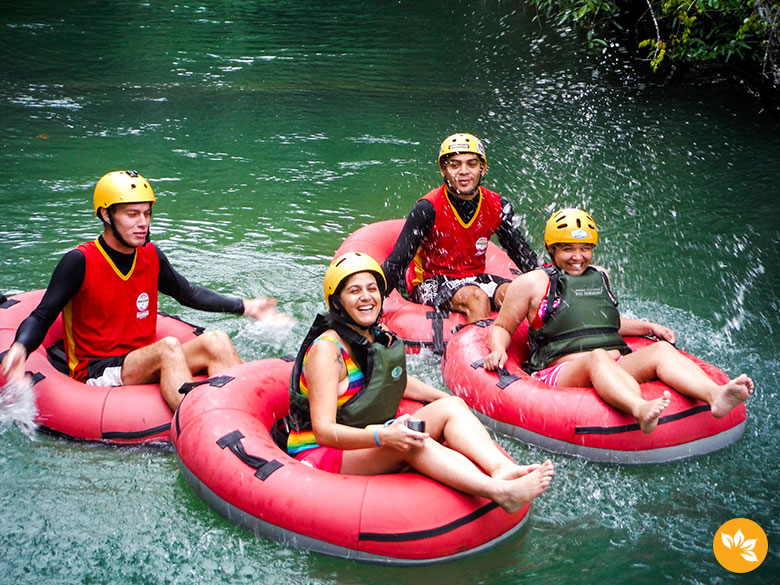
[713,518,768,573]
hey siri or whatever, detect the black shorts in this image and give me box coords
[410,273,511,311]
[85,353,129,386]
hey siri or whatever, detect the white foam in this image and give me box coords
[244,311,297,349]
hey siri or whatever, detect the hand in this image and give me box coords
[482,349,507,371]
[242,297,278,320]
[1,342,29,385]
[649,323,676,345]
[375,414,429,452]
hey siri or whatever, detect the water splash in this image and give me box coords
[241,312,297,352]
[0,378,38,440]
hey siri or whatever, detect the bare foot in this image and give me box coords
[636,390,671,434]
[711,374,754,418]
[492,462,541,481]
[494,459,554,514]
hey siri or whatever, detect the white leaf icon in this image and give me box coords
[742,538,757,551]
[734,529,745,547]
[741,551,759,563]
[722,533,734,549]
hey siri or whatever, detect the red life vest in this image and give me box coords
[62,239,160,381]
[405,185,503,292]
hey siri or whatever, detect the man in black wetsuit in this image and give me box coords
[1,170,280,410]
[381,133,538,323]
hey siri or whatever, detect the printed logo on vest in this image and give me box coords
[475,236,488,256]
[391,366,403,379]
[572,287,602,296]
[570,228,587,239]
[713,518,768,573]
[136,292,150,319]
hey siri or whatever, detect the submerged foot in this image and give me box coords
[711,374,754,418]
[494,459,554,514]
[636,390,671,434]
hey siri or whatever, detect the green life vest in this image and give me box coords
[287,313,408,431]
[525,266,630,372]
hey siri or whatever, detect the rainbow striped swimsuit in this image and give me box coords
[286,334,365,456]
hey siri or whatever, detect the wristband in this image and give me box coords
[374,428,382,447]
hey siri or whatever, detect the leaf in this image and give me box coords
[741,551,759,563]
[734,529,745,546]
[742,538,757,551]
[722,533,734,549]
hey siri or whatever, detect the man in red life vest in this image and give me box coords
[1,170,281,410]
[382,133,539,323]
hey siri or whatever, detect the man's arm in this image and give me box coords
[380,200,435,294]
[2,251,85,383]
[495,196,540,273]
[13,251,85,356]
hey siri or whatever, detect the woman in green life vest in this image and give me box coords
[484,209,754,434]
[286,251,553,514]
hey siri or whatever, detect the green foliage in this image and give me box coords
[526,0,778,78]
[646,0,768,70]
[531,0,623,48]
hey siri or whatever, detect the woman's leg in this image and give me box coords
[617,341,754,418]
[415,396,539,480]
[555,349,671,433]
[340,439,554,514]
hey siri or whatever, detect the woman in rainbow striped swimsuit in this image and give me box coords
[283,251,553,515]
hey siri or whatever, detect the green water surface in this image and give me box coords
[1,2,778,584]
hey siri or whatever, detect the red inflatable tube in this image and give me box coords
[441,321,747,464]
[335,219,519,354]
[172,357,530,565]
[0,290,202,443]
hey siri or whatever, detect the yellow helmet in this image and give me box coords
[544,208,598,248]
[438,133,486,170]
[93,170,155,215]
[323,252,386,311]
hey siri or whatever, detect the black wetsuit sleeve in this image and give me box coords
[13,250,86,356]
[495,196,540,274]
[380,200,436,294]
[155,246,245,314]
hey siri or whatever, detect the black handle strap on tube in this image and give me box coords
[1,297,20,309]
[177,375,234,395]
[471,358,520,389]
[217,430,283,480]
[426,309,449,355]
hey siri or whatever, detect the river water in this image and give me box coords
[1,2,778,584]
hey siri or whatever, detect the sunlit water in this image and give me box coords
[1,2,778,584]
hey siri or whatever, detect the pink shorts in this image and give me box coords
[294,446,344,473]
[531,362,569,387]
[532,354,623,387]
